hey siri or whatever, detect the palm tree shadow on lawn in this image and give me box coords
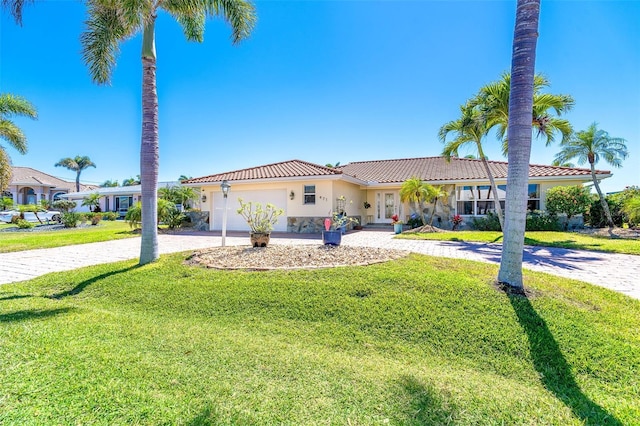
[0,307,75,323]
[48,265,139,299]
[504,287,622,425]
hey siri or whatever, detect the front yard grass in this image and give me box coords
[398,230,640,255]
[0,220,137,253]
[1,253,638,424]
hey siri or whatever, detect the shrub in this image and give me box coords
[101,212,118,221]
[51,200,77,213]
[622,195,640,227]
[61,212,81,228]
[163,207,185,229]
[9,214,20,224]
[586,186,640,227]
[16,219,34,229]
[125,202,142,229]
[471,212,501,231]
[525,211,560,231]
[406,214,423,229]
[86,212,102,225]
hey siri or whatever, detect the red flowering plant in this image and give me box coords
[452,214,463,230]
[391,214,402,224]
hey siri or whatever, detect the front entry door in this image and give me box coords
[375,191,400,223]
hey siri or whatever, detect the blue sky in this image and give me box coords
[1,0,638,193]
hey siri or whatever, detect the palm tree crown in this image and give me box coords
[554,122,628,168]
[554,122,628,228]
[477,72,574,155]
[439,102,505,230]
[0,93,37,155]
[55,155,97,192]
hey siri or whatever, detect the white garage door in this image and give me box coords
[212,189,288,232]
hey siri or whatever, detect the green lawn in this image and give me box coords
[398,230,640,255]
[1,253,638,424]
[0,220,137,253]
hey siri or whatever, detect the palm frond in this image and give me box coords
[205,0,256,43]
[163,0,206,41]
[1,0,32,25]
[0,119,28,153]
[0,93,37,119]
[81,0,140,84]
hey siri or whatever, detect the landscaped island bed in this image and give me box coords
[1,252,638,424]
[187,245,408,270]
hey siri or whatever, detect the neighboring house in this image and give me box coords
[62,181,181,214]
[182,157,611,233]
[2,166,97,206]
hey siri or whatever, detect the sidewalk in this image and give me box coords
[1,230,639,300]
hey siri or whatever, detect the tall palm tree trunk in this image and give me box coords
[590,161,614,229]
[478,153,505,230]
[139,19,159,265]
[498,0,540,289]
[75,171,81,192]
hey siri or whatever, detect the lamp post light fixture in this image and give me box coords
[220,180,231,247]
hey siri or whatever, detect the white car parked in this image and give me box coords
[0,209,62,224]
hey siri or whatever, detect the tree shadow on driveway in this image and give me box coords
[444,241,605,272]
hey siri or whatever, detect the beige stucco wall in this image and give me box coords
[198,179,361,219]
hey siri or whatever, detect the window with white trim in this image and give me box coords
[456,184,539,215]
[303,185,316,205]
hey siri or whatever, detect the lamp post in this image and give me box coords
[220,180,231,247]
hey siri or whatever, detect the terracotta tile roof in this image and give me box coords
[10,166,94,192]
[336,156,610,183]
[184,159,342,184]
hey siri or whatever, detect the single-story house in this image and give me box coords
[2,166,96,205]
[182,157,611,233]
[61,181,181,214]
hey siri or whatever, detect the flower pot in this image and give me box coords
[393,223,403,234]
[322,230,342,246]
[250,232,270,247]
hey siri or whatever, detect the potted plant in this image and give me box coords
[237,199,284,247]
[392,214,403,234]
[322,212,359,246]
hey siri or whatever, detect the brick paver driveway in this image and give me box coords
[1,230,638,300]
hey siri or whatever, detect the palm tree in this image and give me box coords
[122,176,141,186]
[101,179,119,187]
[81,192,102,212]
[55,155,96,192]
[554,123,628,228]
[0,93,37,192]
[428,185,449,227]
[439,102,505,230]
[0,149,12,194]
[81,0,255,265]
[477,72,574,155]
[497,0,541,290]
[1,0,31,25]
[399,177,436,226]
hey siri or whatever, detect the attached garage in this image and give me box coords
[211,189,288,232]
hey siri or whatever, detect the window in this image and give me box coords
[527,184,540,211]
[303,185,315,205]
[456,184,540,215]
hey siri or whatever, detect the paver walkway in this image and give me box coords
[1,230,639,300]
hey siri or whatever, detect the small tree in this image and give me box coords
[81,192,102,212]
[545,185,592,229]
[51,199,77,213]
[1,196,13,211]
